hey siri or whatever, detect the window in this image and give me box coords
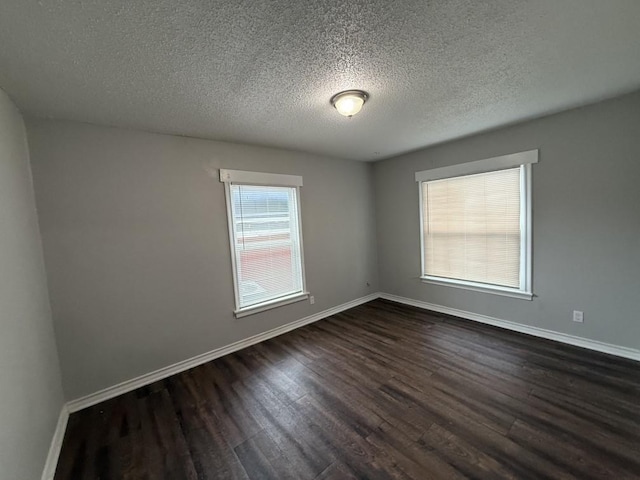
[220,169,308,317]
[415,150,537,300]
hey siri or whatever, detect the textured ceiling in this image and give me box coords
[1,1,640,161]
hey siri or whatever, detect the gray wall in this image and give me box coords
[0,90,64,479]
[27,120,379,400]
[374,91,640,350]
[21,90,640,405]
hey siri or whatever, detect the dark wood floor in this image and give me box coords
[55,299,640,479]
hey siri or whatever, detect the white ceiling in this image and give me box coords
[1,1,640,161]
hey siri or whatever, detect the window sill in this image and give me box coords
[234,292,310,318]
[420,277,533,301]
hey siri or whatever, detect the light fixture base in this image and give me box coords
[330,90,369,117]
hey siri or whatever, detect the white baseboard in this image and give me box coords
[49,290,638,477]
[66,290,638,414]
[379,293,640,362]
[67,292,381,413]
[41,405,69,480]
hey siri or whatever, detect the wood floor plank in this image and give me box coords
[181,425,249,480]
[195,362,265,447]
[418,422,520,480]
[138,390,198,480]
[365,421,468,480]
[508,419,638,479]
[54,299,640,479]
[230,378,334,480]
[295,395,414,480]
[312,462,360,480]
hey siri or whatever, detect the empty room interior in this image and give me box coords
[2,1,640,479]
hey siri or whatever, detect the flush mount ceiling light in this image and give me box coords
[330,90,368,117]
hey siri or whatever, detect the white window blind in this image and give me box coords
[421,167,522,288]
[221,169,307,315]
[416,150,536,299]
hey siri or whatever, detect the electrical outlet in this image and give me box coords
[572,310,584,323]
[310,296,315,305]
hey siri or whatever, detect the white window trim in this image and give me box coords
[233,291,310,318]
[220,169,308,317]
[220,169,303,187]
[416,150,537,301]
[414,149,538,182]
[419,277,533,300]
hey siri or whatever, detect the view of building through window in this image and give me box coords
[230,184,304,308]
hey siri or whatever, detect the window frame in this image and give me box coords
[416,150,537,301]
[220,169,309,318]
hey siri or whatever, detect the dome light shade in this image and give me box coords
[331,90,368,117]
